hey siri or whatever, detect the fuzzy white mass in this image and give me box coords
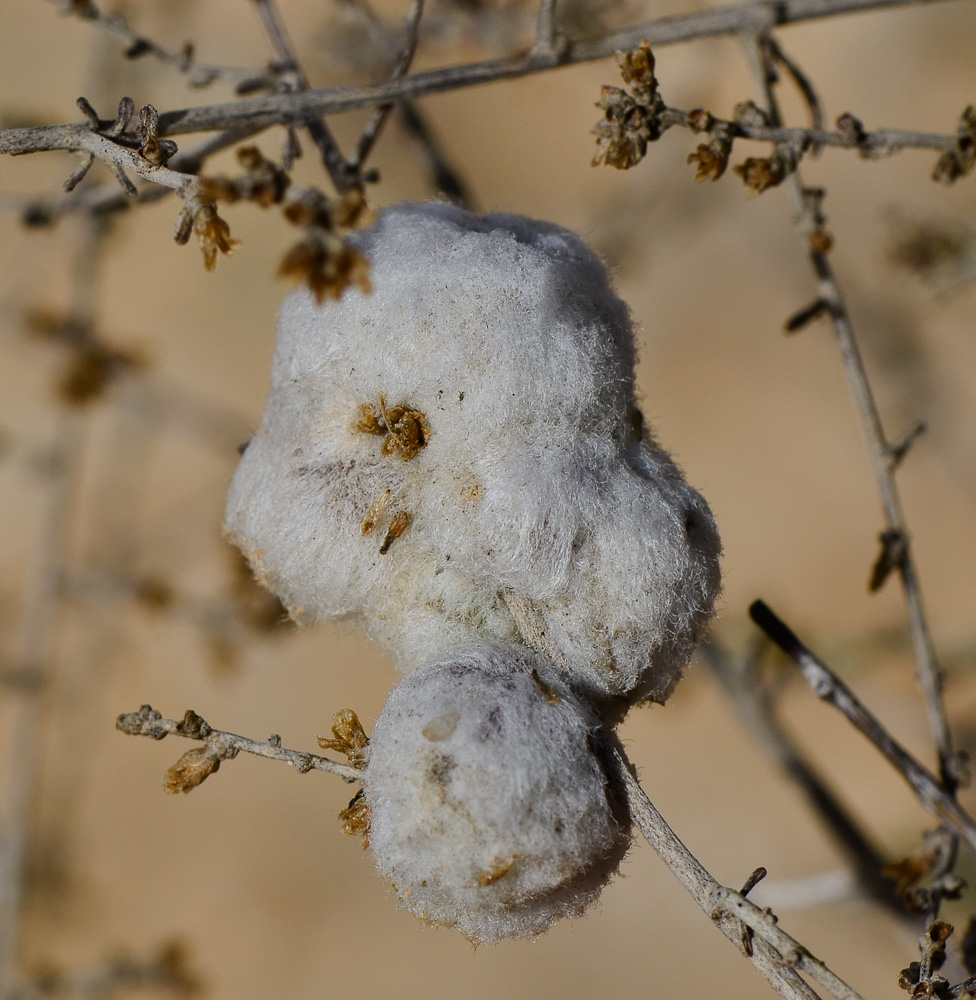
[225,201,721,708]
[362,644,631,943]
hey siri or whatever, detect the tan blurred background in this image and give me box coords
[1,0,976,998]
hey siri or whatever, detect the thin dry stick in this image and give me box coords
[700,641,897,909]
[1,0,960,151]
[53,0,268,88]
[748,600,976,853]
[0,214,106,999]
[115,705,362,783]
[349,0,426,173]
[616,748,865,1000]
[738,32,958,791]
[5,126,264,225]
[251,0,352,191]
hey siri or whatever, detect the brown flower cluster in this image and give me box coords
[278,186,373,304]
[592,41,666,170]
[26,308,145,405]
[175,146,374,299]
[932,105,976,184]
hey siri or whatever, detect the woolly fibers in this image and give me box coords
[362,646,630,942]
[225,200,721,707]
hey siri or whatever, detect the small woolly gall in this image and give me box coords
[225,200,721,711]
[361,644,631,943]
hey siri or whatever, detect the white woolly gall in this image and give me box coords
[225,201,721,708]
[362,645,631,943]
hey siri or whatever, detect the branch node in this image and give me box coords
[784,297,830,333]
[740,866,768,897]
[887,420,927,469]
[868,528,908,593]
[76,96,102,131]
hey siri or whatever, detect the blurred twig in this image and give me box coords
[739,33,960,793]
[700,640,899,910]
[0,215,106,999]
[748,601,976,853]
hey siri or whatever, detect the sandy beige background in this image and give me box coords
[2,1,976,998]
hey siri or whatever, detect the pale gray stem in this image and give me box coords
[115,706,363,783]
[0,213,106,997]
[617,750,866,1000]
[738,30,957,791]
[350,0,426,171]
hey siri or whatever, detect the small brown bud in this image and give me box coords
[686,108,712,133]
[164,747,221,794]
[808,230,833,254]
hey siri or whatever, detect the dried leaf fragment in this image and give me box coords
[338,789,371,844]
[379,510,411,554]
[164,747,222,794]
[733,144,802,195]
[687,129,734,182]
[197,146,291,207]
[191,201,239,271]
[318,708,370,769]
[278,232,370,304]
[592,41,665,170]
[361,489,392,535]
[477,855,517,886]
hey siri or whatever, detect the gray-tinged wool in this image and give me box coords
[362,645,631,943]
[225,201,721,707]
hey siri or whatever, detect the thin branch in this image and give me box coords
[397,103,472,206]
[1,0,960,150]
[615,746,865,1000]
[250,0,353,191]
[700,641,899,910]
[738,32,959,792]
[748,600,976,854]
[55,0,268,88]
[350,0,426,173]
[115,705,363,783]
[3,126,264,225]
[0,214,107,998]
[766,36,825,139]
[529,0,569,63]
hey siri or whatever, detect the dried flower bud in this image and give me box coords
[362,646,631,942]
[191,201,239,271]
[734,144,803,195]
[687,128,734,182]
[932,105,976,185]
[164,747,222,794]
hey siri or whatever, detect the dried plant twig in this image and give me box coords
[349,0,426,174]
[748,600,976,853]
[250,0,353,191]
[700,641,898,909]
[2,0,962,154]
[55,0,267,89]
[115,705,363,786]
[615,746,865,1000]
[737,34,960,793]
